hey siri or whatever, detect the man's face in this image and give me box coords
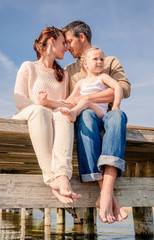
[65,31,84,58]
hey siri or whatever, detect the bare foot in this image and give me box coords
[38,91,48,106]
[50,175,81,199]
[52,190,75,204]
[112,195,128,221]
[97,191,116,224]
[59,108,77,122]
[96,194,127,222]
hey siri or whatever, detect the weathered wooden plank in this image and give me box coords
[0,174,154,208]
[0,118,154,143]
[0,118,28,133]
[0,144,34,153]
[0,163,79,175]
[0,152,37,162]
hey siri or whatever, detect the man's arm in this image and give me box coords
[106,56,131,99]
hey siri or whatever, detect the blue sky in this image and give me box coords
[0,0,154,127]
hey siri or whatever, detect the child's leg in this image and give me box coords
[38,91,72,110]
[60,99,103,122]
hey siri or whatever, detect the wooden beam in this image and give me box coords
[0,174,154,208]
[0,118,154,143]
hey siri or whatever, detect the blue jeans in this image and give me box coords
[75,109,128,182]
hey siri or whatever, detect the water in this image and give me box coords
[0,209,153,240]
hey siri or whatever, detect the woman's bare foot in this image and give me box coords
[52,190,75,204]
[59,108,77,122]
[50,175,81,199]
[38,91,48,106]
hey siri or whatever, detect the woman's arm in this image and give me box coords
[14,62,34,110]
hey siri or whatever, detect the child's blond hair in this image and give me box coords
[81,47,105,72]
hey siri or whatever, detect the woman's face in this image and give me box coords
[53,33,66,59]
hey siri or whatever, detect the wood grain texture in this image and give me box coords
[0,174,154,208]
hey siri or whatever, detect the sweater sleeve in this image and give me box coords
[64,70,70,98]
[14,62,35,110]
[108,57,131,99]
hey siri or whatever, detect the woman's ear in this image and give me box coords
[50,37,55,46]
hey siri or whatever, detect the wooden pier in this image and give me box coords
[0,118,154,236]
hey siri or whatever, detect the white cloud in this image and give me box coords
[0,51,18,73]
[0,52,18,118]
[132,79,154,89]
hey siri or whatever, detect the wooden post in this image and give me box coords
[44,208,51,226]
[133,207,154,236]
[0,209,2,228]
[21,208,26,220]
[44,225,51,240]
[57,208,65,224]
[132,163,153,236]
[20,219,26,240]
[74,208,84,224]
[83,207,95,235]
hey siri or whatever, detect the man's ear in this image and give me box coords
[79,33,87,43]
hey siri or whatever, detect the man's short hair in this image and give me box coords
[62,20,92,43]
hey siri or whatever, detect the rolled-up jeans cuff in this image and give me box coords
[97,155,126,177]
[81,172,103,182]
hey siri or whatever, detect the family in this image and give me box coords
[13,21,131,224]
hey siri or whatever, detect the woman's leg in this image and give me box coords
[49,109,81,201]
[13,105,80,203]
[13,105,54,183]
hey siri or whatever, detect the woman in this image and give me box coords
[13,26,81,204]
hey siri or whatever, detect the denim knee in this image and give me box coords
[103,109,128,128]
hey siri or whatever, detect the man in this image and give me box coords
[62,21,131,224]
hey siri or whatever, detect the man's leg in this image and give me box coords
[97,110,128,223]
[75,109,103,182]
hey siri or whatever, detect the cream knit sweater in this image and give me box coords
[14,61,69,111]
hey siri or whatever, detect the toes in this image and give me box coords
[115,214,123,221]
[99,213,108,223]
[52,190,74,204]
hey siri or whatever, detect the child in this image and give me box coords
[39,47,123,121]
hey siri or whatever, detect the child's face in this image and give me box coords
[84,50,104,75]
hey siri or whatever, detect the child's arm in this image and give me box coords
[65,80,83,103]
[101,73,123,110]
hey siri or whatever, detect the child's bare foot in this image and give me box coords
[50,175,81,199]
[38,91,48,106]
[59,108,77,122]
